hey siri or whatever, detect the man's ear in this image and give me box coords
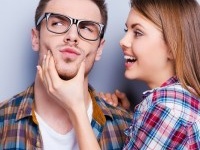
[31,28,40,52]
[95,39,105,61]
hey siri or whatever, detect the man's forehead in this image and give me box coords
[44,0,102,22]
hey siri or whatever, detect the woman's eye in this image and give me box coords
[134,30,143,37]
[124,27,128,32]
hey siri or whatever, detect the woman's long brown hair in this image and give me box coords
[130,0,200,97]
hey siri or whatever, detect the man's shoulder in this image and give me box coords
[95,97,132,122]
[93,97,132,149]
[0,91,26,117]
[1,92,24,108]
[0,86,34,121]
[89,85,132,121]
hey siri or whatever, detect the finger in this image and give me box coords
[37,65,43,82]
[47,51,61,85]
[74,60,85,83]
[99,92,107,100]
[41,54,48,88]
[105,93,112,99]
[44,51,54,89]
[99,92,113,105]
[105,93,113,105]
[115,90,130,110]
[111,93,118,107]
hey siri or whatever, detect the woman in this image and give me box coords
[120,0,200,149]
[38,0,200,149]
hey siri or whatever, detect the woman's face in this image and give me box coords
[120,9,175,89]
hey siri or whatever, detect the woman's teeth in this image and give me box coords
[124,55,137,63]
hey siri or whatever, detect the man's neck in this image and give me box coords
[34,75,91,134]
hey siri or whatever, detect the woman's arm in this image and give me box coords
[37,51,100,150]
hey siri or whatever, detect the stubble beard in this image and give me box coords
[56,60,80,80]
[56,60,93,81]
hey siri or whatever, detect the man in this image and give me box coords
[0,0,131,149]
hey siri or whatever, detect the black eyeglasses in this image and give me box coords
[36,12,105,41]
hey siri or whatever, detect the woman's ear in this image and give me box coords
[31,28,40,52]
[167,49,174,60]
[95,39,105,61]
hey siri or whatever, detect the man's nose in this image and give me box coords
[63,24,79,44]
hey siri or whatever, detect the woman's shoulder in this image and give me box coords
[150,84,200,123]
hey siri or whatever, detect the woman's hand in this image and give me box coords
[37,50,100,150]
[37,50,86,111]
[99,90,130,110]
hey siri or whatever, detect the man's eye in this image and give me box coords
[52,22,63,26]
[80,26,93,32]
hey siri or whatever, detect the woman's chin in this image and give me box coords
[125,72,137,80]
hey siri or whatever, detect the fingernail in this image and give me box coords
[116,89,120,93]
[36,66,39,70]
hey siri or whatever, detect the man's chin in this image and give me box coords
[59,74,74,80]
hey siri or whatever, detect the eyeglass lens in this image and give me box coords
[47,14,101,40]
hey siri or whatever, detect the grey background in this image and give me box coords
[1,0,199,108]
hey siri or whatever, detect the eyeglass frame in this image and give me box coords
[36,12,105,41]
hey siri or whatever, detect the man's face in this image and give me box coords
[32,0,105,80]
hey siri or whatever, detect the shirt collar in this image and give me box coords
[160,76,179,87]
[16,84,111,126]
[89,84,113,126]
[142,76,179,99]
